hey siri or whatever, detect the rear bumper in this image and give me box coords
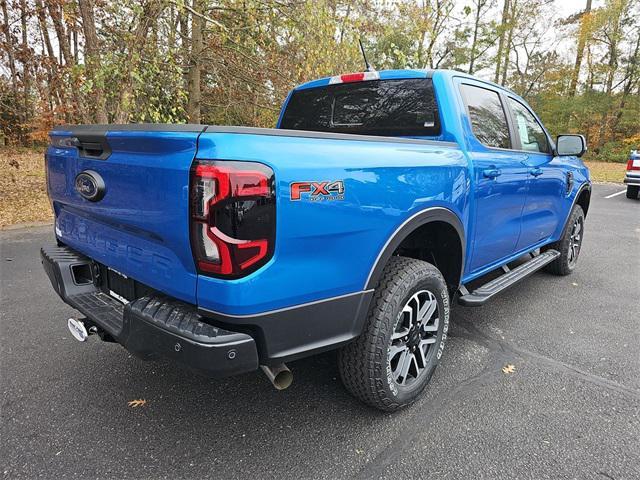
[41,245,259,378]
[624,173,640,186]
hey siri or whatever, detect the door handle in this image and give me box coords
[483,168,502,179]
[529,167,543,177]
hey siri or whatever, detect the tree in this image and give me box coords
[113,0,166,123]
[77,0,108,123]
[494,0,509,83]
[568,0,593,97]
[186,0,205,123]
[0,0,637,161]
[1,0,17,94]
[467,0,493,75]
[499,0,517,86]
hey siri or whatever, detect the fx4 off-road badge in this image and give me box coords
[290,181,345,201]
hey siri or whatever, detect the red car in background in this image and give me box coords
[625,150,640,199]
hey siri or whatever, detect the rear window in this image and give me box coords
[280,78,441,137]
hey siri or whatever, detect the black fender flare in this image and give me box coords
[557,182,591,236]
[364,206,466,291]
[574,182,591,216]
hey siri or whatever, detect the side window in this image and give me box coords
[460,84,511,149]
[507,98,550,154]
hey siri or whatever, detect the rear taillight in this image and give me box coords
[626,159,640,171]
[190,160,275,278]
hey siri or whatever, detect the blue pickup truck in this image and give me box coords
[42,69,591,411]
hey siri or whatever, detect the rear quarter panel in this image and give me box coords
[196,133,468,315]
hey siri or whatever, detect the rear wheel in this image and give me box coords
[627,185,639,199]
[338,256,449,412]
[544,204,585,276]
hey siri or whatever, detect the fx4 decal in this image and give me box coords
[290,181,345,201]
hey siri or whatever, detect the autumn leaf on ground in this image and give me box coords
[127,399,147,408]
[502,364,516,374]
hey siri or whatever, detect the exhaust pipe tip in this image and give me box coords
[261,364,293,390]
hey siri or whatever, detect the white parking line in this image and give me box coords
[604,190,627,199]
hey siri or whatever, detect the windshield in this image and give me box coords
[280,78,440,137]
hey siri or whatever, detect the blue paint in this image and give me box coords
[46,69,589,315]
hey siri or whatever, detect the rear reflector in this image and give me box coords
[329,71,380,84]
[190,160,275,278]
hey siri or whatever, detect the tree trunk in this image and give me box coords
[178,5,190,97]
[114,0,165,123]
[468,0,484,74]
[48,0,87,122]
[167,3,177,50]
[568,0,592,97]
[609,32,639,137]
[605,34,619,95]
[338,3,351,44]
[73,24,78,63]
[35,0,65,117]
[47,1,74,66]
[494,0,509,83]
[425,1,444,69]
[186,0,204,123]
[35,0,55,60]
[0,0,18,93]
[77,0,108,123]
[19,0,31,139]
[500,0,516,86]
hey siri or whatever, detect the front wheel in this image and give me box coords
[544,204,585,276]
[338,256,449,412]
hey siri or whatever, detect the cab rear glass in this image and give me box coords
[280,78,441,137]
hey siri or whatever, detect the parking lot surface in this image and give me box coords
[1,184,638,479]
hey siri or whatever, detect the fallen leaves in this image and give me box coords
[0,149,53,227]
[502,364,516,374]
[127,399,147,408]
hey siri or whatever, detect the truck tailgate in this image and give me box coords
[46,125,206,303]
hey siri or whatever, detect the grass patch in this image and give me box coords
[584,161,626,183]
[0,148,52,227]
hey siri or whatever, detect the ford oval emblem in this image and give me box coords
[75,170,106,202]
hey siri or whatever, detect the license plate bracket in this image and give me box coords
[106,268,135,303]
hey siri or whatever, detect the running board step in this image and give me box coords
[458,249,560,307]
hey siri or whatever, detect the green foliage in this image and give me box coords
[1,0,638,158]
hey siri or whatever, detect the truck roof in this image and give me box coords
[293,68,519,98]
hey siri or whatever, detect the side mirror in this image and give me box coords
[556,134,587,157]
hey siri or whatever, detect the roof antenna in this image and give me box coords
[358,38,376,72]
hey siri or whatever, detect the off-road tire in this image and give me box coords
[338,256,449,412]
[626,185,639,199]
[544,204,585,276]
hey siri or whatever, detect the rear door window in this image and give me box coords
[460,84,511,149]
[280,79,440,137]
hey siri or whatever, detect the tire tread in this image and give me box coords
[338,256,446,411]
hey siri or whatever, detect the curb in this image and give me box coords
[1,221,53,232]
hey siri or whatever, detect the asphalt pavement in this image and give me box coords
[1,183,639,479]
